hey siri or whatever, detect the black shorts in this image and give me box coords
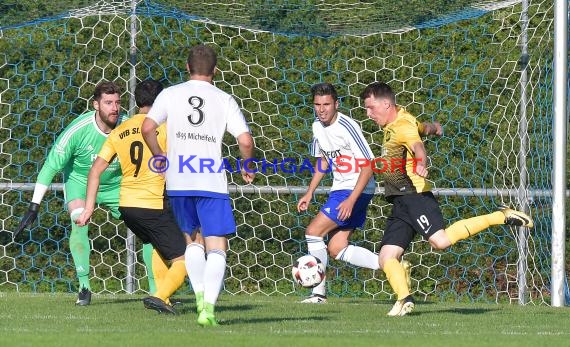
[380,192,445,250]
[119,206,186,261]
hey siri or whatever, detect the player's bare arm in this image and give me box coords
[75,157,110,226]
[411,141,429,178]
[297,156,329,213]
[237,132,255,184]
[141,118,164,156]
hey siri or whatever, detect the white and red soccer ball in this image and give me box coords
[292,255,325,288]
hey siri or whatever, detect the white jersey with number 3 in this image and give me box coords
[146,80,250,198]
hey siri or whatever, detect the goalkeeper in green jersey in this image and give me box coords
[14,81,155,305]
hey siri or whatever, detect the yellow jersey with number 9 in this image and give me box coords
[98,114,167,208]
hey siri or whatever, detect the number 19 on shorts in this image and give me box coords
[416,214,431,234]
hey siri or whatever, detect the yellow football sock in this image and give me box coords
[151,249,169,296]
[383,258,410,300]
[445,211,505,245]
[155,260,186,301]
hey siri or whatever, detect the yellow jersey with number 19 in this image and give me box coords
[98,114,167,209]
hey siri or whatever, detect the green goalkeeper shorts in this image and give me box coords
[64,181,120,219]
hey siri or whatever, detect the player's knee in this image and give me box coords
[327,240,348,259]
[378,255,390,270]
[171,255,185,263]
[428,236,450,250]
[305,225,321,237]
[378,246,403,269]
[70,208,85,222]
[327,245,341,259]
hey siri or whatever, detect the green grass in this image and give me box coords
[1,292,569,347]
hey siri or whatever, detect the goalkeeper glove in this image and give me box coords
[14,202,40,239]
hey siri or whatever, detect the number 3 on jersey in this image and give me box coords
[188,96,205,126]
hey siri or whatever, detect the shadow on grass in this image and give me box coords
[222,315,329,325]
[98,297,142,305]
[174,303,259,315]
[348,299,498,316]
[93,294,262,316]
[424,307,499,315]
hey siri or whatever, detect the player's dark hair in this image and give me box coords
[187,44,217,76]
[93,81,122,101]
[135,79,163,108]
[311,82,338,101]
[360,82,396,105]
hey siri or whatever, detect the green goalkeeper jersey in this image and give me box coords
[36,110,127,191]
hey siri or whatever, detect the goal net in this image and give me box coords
[0,0,563,304]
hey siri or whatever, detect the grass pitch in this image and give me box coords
[1,292,568,347]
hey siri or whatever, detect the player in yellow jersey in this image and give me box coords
[360,82,534,316]
[76,79,187,314]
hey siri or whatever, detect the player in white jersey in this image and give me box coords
[142,44,255,326]
[297,83,378,303]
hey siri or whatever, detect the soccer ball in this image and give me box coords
[292,255,325,288]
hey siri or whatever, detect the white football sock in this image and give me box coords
[335,245,379,270]
[185,243,206,293]
[306,235,328,296]
[203,249,226,305]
